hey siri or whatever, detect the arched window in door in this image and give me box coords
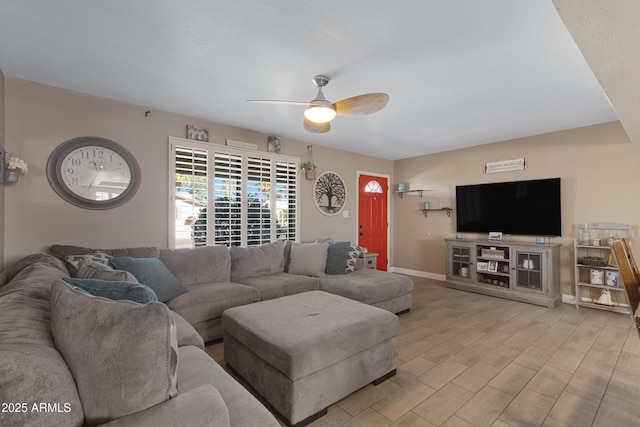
[364,180,383,194]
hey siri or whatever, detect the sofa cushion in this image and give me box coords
[50,245,160,260]
[160,246,231,284]
[319,268,414,305]
[106,247,161,259]
[171,310,205,349]
[49,244,96,259]
[238,272,319,301]
[0,258,83,427]
[50,280,178,427]
[178,346,279,426]
[110,257,187,303]
[287,242,328,277]
[325,241,351,275]
[166,281,260,330]
[230,241,285,281]
[75,260,139,283]
[63,277,158,304]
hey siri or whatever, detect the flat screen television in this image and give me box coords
[456,178,561,236]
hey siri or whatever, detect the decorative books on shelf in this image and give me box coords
[480,248,505,259]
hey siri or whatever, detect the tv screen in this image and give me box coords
[456,178,561,236]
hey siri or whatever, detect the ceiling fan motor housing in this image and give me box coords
[312,75,330,88]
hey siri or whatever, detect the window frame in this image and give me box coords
[168,137,299,248]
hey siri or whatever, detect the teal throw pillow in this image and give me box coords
[325,241,351,275]
[110,257,187,303]
[63,277,158,304]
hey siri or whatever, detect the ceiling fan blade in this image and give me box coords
[334,93,389,116]
[303,117,330,133]
[247,99,315,106]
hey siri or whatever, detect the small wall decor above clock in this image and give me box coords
[46,137,141,210]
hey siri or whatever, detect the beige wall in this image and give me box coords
[4,77,638,299]
[3,77,392,265]
[393,121,637,296]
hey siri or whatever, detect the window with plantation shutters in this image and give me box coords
[174,146,208,248]
[213,151,243,246]
[275,160,297,241]
[169,137,299,248]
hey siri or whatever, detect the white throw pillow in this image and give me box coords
[287,242,329,277]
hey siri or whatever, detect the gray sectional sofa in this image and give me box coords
[0,254,279,427]
[50,240,414,343]
[1,240,413,426]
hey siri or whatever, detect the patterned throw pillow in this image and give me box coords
[346,244,364,273]
[65,253,113,274]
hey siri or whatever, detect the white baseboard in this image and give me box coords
[390,267,446,281]
[562,294,576,305]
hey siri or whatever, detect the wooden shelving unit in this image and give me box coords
[574,223,633,314]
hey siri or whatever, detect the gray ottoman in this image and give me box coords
[222,291,399,426]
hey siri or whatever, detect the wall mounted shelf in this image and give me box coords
[422,208,453,217]
[396,190,424,198]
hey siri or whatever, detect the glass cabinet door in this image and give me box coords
[516,252,542,291]
[451,246,472,280]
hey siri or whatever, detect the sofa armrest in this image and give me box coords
[171,310,205,349]
[99,384,229,427]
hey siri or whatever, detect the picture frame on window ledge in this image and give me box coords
[267,136,281,154]
[187,125,209,142]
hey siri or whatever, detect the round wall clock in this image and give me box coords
[46,137,141,210]
[314,171,347,216]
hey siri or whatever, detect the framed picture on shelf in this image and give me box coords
[477,261,489,271]
[488,261,498,272]
[605,270,619,287]
[186,125,209,142]
[590,269,604,285]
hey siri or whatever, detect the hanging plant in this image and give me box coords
[300,145,317,180]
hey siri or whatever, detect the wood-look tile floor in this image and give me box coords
[205,276,640,426]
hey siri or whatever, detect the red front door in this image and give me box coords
[358,174,388,271]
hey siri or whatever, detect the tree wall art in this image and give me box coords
[313,171,346,216]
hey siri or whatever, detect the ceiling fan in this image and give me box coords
[247,75,389,133]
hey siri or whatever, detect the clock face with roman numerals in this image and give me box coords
[47,137,141,210]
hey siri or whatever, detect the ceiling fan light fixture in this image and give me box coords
[304,105,336,123]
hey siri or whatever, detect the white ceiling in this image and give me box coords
[0,1,618,160]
